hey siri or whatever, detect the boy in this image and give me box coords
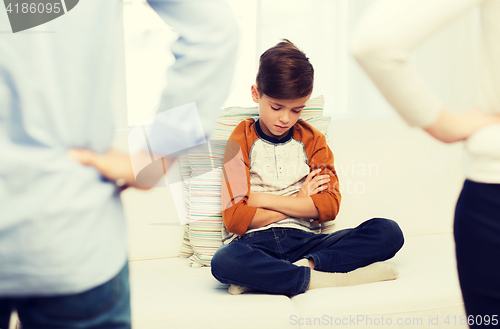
[211,39,404,296]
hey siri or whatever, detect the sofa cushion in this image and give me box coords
[129,257,299,329]
[129,233,466,329]
[122,187,184,261]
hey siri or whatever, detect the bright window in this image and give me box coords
[123,0,479,127]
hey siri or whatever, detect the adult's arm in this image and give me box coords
[350,0,485,138]
[69,1,239,189]
[147,0,239,137]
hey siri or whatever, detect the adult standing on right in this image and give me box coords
[351,0,500,326]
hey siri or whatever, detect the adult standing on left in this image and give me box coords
[0,0,239,328]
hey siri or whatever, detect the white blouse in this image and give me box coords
[351,0,500,184]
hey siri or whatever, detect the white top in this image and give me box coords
[351,0,500,184]
[0,0,238,296]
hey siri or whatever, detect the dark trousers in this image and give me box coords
[455,180,500,327]
[0,264,131,329]
[211,217,404,296]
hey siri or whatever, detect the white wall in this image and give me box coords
[120,0,480,125]
[119,1,475,260]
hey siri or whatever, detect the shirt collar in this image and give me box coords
[255,119,294,144]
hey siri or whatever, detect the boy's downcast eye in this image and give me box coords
[270,105,300,113]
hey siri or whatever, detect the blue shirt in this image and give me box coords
[0,0,238,296]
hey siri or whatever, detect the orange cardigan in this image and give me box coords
[221,118,341,237]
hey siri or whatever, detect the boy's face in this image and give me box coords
[251,85,311,140]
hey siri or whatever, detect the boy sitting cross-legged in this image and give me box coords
[211,39,404,296]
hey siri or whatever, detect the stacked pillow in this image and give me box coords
[179,95,335,267]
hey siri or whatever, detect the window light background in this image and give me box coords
[122,0,480,129]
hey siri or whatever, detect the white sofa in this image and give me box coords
[124,116,468,329]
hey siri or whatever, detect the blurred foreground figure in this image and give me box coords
[351,0,500,326]
[0,0,238,328]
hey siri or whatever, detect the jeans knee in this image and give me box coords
[211,243,245,279]
[211,244,230,275]
[372,218,404,249]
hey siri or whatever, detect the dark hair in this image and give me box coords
[256,39,314,99]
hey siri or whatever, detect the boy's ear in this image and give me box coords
[251,85,259,103]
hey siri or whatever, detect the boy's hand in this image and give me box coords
[297,169,330,198]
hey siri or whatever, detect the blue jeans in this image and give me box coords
[455,180,500,326]
[0,263,131,329]
[211,218,404,296]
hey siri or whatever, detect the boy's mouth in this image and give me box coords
[275,125,288,131]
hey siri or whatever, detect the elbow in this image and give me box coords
[221,25,239,65]
[311,193,340,223]
[228,225,245,237]
[225,222,237,235]
[350,28,374,61]
[350,32,408,70]
[349,35,367,62]
[223,18,240,53]
[350,34,383,66]
[223,217,245,236]
[223,215,235,234]
[315,200,340,224]
[204,8,240,57]
[349,21,389,60]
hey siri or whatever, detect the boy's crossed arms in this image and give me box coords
[246,168,330,230]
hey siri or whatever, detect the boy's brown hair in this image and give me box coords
[256,39,314,100]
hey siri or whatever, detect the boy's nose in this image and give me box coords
[280,113,289,124]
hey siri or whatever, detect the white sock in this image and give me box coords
[293,258,311,268]
[308,262,399,290]
[228,284,254,295]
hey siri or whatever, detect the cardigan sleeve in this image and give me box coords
[350,0,483,127]
[220,123,258,236]
[309,134,342,223]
